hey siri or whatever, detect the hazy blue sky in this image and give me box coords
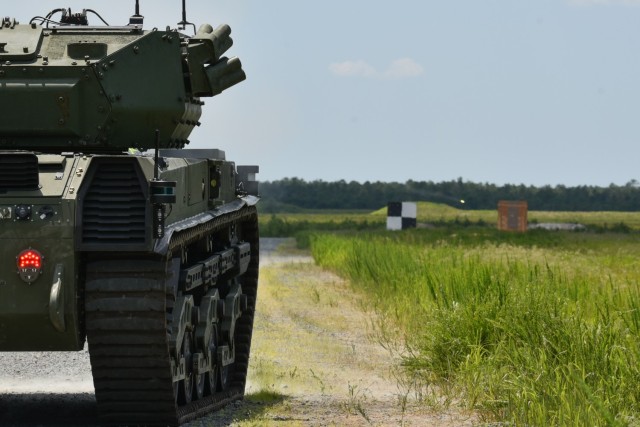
[6,1,640,186]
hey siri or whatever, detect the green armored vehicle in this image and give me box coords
[0,3,259,425]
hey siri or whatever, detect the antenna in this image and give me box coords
[129,0,144,26]
[177,0,196,35]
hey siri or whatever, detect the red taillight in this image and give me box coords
[18,250,42,269]
[17,249,43,284]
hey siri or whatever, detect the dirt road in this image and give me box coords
[0,238,473,426]
[199,238,474,426]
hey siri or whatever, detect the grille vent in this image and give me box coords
[80,160,149,249]
[0,153,39,192]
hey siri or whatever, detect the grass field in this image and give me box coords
[259,202,640,236]
[277,205,640,426]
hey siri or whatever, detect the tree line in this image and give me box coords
[259,178,640,212]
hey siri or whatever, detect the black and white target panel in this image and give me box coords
[386,202,417,230]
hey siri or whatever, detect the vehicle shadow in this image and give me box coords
[198,391,290,426]
[0,393,99,427]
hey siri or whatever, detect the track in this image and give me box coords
[84,206,259,426]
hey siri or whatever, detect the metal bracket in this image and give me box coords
[220,282,243,346]
[169,295,193,357]
[195,289,220,371]
[217,344,234,367]
[48,264,65,332]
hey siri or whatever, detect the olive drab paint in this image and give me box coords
[0,5,260,425]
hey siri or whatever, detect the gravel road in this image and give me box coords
[0,339,96,426]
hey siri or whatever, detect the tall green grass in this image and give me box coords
[310,229,640,425]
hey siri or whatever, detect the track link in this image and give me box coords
[85,206,259,426]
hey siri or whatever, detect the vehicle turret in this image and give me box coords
[0,7,245,152]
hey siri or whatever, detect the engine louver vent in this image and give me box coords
[0,153,39,192]
[79,159,149,250]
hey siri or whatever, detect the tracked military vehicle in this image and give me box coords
[0,3,259,425]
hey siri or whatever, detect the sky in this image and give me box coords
[5,1,640,187]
